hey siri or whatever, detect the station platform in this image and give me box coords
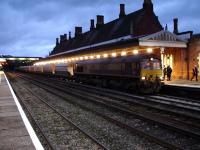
[161,79,200,100]
[0,71,43,150]
[164,79,200,88]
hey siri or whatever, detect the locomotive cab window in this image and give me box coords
[141,59,161,70]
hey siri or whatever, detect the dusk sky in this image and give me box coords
[0,0,199,57]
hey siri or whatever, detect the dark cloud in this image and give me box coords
[0,0,199,57]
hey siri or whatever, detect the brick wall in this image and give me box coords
[188,38,200,78]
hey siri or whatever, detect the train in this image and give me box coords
[19,54,163,93]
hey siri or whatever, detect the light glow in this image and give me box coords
[147,48,153,53]
[103,54,108,58]
[111,52,117,57]
[133,50,138,55]
[121,51,127,56]
[84,56,88,60]
[90,56,94,59]
[80,57,83,60]
[96,55,101,59]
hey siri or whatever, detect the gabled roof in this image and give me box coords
[139,30,187,48]
[50,6,163,56]
[140,30,186,42]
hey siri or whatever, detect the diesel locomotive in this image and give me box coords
[19,53,163,93]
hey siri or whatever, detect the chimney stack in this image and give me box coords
[60,35,64,43]
[119,4,126,18]
[173,18,179,34]
[56,38,59,46]
[90,19,95,30]
[69,32,71,39]
[165,24,168,31]
[96,15,104,29]
[143,0,153,12]
[75,27,82,37]
[63,34,67,40]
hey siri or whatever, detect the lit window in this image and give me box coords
[75,57,79,61]
[80,57,83,60]
[84,56,88,60]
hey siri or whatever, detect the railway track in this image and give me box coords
[7,73,108,150]
[9,72,200,149]
[14,89,55,150]
[27,73,200,127]
[51,77,200,121]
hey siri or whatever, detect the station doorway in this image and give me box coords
[162,54,174,69]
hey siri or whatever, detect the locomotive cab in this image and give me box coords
[140,58,162,81]
[139,58,162,93]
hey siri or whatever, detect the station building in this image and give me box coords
[36,0,200,80]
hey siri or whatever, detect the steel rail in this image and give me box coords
[15,73,187,150]
[18,73,200,139]
[22,73,200,130]
[47,77,200,121]
[6,74,55,150]
[11,73,109,150]
[30,74,200,114]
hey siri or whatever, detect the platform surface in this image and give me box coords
[0,72,42,150]
[164,79,200,88]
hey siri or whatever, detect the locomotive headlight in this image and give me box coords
[141,77,146,80]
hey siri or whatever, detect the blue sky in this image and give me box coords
[0,0,199,57]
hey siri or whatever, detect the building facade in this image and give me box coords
[40,0,199,80]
